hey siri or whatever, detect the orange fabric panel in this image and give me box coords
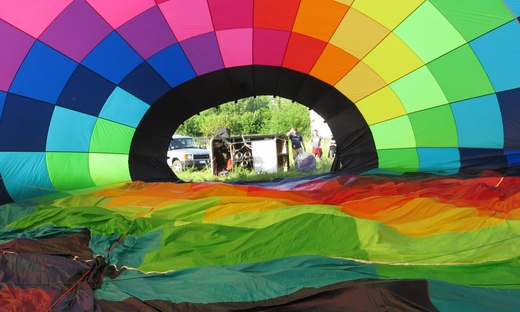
[310,43,359,85]
[293,0,349,41]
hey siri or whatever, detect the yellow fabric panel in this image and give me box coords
[351,0,425,30]
[330,7,390,59]
[355,86,406,125]
[292,0,349,41]
[335,59,387,103]
[363,32,424,83]
[334,0,354,5]
[310,43,359,85]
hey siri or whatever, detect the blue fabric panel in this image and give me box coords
[46,106,97,152]
[0,94,53,151]
[459,148,508,174]
[147,43,196,88]
[470,21,520,92]
[417,148,460,174]
[9,41,77,104]
[99,87,149,128]
[497,87,520,149]
[0,91,5,116]
[502,0,520,17]
[451,94,503,148]
[82,32,143,84]
[118,61,171,104]
[0,152,55,201]
[57,65,116,116]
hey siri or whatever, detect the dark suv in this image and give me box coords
[167,135,211,172]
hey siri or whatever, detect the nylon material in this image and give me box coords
[429,0,515,41]
[180,32,224,75]
[81,32,144,85]
[46,152,95,190]
[377,148,420,172]
[356,86,407,125]
[394,1,467,63]
[159,0,213,42]
[208,0,253,31]
[252,28,290,66]
[335,61,387,103]
[47,106,97,152]
[0,0,73,38]
[371,117,416,149]
[310,44,358,85]
[351,0,424,30]
[0,152,55,201]
[390,66,448,113]
[216,29,253,67]
[253,0,300,30]
[417,148,461,173]
[147,44,196,87]
[99,87,149,128]
[86,0,155,29]
[0,21,34,92]
[89,153,131,186]
[363,32,424,83]
[90,119,134,154]
[292,0,348,42]
[451,95,504,149]
[470,21,520,93]
[427,44,495,103]
[282,33,327,73]
[38,0,112,63]
[329,7,390,59]
[409,105,458,147]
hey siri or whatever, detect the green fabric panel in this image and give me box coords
[46,152,95,191]
[390,66,448,113]
[89,153,131,186]
[408,105,458,147]
[377,148,419,172]
[97,256,380,303]
[427,44,494,103]
[138,213,367,272]
[394,1,466,63]
[90,118,135,154]
[148,197,222,223]
[370,116,415,149]
[429,0,514,41]
[357,218,520,267]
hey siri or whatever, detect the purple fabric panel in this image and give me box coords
[180,32,224,75]
[38,0,112,62]
[0,21,35,92]
[117,6,177,59]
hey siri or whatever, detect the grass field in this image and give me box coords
[177,155,335,183]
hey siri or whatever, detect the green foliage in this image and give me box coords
[175,96,310,138]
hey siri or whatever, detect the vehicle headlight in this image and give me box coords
[183,154,193,160]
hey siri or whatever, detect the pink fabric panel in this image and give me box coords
[208,0,253,31]
[159,0,214,42]
[86,0,156,29]
[253,28,290,66]
[0,0,73,38]
[216,29,252,68]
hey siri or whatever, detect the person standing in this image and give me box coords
[287,127,305,160]
[329,135,337,158]
[310,129,323,158]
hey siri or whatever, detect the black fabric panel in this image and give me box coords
[0,173,14,204]
[97,279,438,312]
[275,68,307,100]
[198,69,236,104]
[295,76,331,108]
[129,66,376,182]
[227,66,256,99]
[254,65,280,96]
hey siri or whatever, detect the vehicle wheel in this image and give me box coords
[171,160,183,172]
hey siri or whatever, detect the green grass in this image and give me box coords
[177,156,335,183]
